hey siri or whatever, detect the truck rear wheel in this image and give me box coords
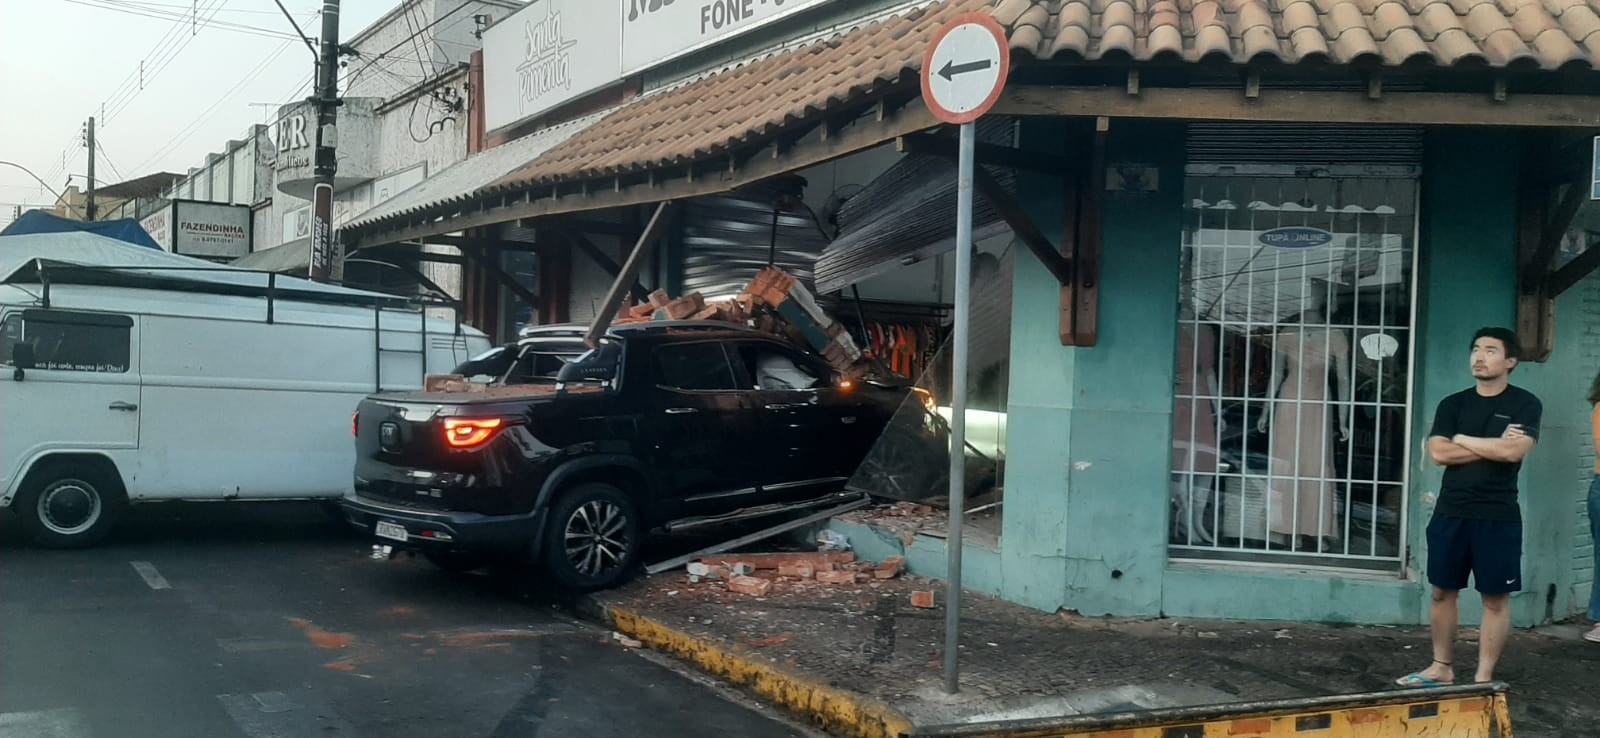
[16,461,126,549]
[541,483,640,591]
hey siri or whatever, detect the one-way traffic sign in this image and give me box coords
[921,13,1010,125]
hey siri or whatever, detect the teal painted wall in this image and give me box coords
[997,118,1076,611]
[1409,129,1592,627]
[851,123,1597,627]
[996,118,1186,615]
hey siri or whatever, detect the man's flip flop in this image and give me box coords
[1394,673,1453,687]
[1583,628,1600,643]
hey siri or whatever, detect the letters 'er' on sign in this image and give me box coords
[921,13,1011,125]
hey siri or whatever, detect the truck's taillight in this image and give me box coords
[352,411,359,438]
[443,418,504,448]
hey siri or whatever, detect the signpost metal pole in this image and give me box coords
[943,121,976,695]
[922,11,1008,697]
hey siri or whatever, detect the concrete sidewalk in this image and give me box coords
[578,561,1600,737]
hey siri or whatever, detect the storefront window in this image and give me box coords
[1170,167,1417,569]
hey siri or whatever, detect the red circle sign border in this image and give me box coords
[920,12,1012,126]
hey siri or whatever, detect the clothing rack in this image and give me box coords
[827,298,949,381]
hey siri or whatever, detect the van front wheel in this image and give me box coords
[16,462,126,548]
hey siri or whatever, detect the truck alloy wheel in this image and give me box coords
[543,483,639,591]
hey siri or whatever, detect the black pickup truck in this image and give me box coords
[341,321,910,590]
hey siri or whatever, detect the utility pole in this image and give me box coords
[310,0,342,282]
[85,116,97,221]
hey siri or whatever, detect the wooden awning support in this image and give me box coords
[417,238,544,319]
[896,138,1074,288]
[1059,118,1107,347]
[1516,137,1592,362]
[585,201,675,347]
[970,166,1074,288]
[556,227,651,304]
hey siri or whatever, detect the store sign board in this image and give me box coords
[140,206,173,251]
[1259,226,1334,249]
[620,0,837,74]
[172,201,252,258]
[484,0,623,132]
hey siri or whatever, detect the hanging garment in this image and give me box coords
[1264,328,1347,542]
[1172,324,1219,474]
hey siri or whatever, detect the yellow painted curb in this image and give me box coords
[610,605,915,738]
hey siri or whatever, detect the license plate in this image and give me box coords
[375,521,408,542]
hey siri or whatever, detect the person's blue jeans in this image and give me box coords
[1589,475,1600,621]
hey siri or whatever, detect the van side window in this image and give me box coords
[0,310,132,373]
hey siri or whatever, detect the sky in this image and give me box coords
[0,0,406,228]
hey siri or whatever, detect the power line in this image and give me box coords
[95,141,126,181]
[341,0,471,85]
[96,0,232,125]
[0,161,85,218]
[59,0,298,40]
[129,38,296,174]
[80,0,302,14]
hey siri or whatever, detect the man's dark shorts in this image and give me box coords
[1426,515,1522,594]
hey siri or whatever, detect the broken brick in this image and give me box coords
[911,591,936,608]
[873,557,905,580]
[699,552,854,570]
[777,562,815,578]
[664,298,700,320]
[648,290,672,308]
[816,570,858,585]
[728,576,772,597]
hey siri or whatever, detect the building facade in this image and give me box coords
[340,0,1600,626]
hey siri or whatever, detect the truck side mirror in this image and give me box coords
[11,342,34,380]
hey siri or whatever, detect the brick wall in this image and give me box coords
[1571,273,1600,618]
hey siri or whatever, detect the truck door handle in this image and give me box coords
[108,401,139,412]
[664,407,697,415]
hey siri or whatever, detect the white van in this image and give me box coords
[0,232,491,547]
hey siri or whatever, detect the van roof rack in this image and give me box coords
[12,259,451,314]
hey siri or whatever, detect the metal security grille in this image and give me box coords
[1170,165,1418,570]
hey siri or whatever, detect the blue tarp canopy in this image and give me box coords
[0,210,162,250]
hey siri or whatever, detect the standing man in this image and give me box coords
[1397,327,1541,687]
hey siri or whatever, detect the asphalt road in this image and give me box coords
[0,501,819,738]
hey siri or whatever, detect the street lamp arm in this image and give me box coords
[0,161,85,219]
[273,0,321,61]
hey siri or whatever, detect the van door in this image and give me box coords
[0,308,140,503]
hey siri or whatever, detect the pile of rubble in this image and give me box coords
[612,266,867,376]
[679,551,936,609]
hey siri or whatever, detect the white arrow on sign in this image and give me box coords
[921,13,1010,125]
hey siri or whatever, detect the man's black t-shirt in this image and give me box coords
[1428,385,1542,522]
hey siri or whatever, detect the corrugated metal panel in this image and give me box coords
[814,120,1016,294]
[1187,124,1423,166]
[679,183,828,300]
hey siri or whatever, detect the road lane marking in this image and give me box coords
[0,708,90,738]
[130,561,171,590]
